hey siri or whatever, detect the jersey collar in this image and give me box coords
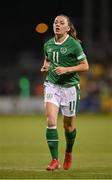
[54,34,69,45]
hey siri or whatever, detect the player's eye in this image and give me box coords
[60,22,65,25]
[54,21,58,24]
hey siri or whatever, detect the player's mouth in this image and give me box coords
[55,27,60,32]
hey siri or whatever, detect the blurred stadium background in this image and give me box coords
[0,0,112,179]
[0,0,112,114]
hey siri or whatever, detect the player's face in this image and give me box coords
[53,16,70,35]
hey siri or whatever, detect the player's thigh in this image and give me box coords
[44,81,60,107]
[44,102,59,126]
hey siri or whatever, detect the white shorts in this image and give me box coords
[44,81,80,117]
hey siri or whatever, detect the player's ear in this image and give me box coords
[67,26,70,32]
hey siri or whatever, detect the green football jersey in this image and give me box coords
[44,35,86,87]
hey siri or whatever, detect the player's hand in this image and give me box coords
[53,66,68,75]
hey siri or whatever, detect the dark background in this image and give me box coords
[0,0,83,66]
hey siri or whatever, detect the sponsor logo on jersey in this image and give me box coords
[60,47,67,54]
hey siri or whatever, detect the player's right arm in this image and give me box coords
[41,56,50,72]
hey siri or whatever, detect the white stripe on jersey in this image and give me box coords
[77,53,86,60]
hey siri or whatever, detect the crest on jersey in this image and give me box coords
[60,47,67,54]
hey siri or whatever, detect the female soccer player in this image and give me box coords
[41,14,89,171]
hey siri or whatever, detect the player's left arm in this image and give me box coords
[67,59,89,73]
[53,59,89,75]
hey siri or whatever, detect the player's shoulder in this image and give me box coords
[69,36,84,51]
[44,37,54,46]
[69,36,81,46]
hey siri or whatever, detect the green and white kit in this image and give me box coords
[44,35,86,116]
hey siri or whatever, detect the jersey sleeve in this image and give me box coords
[74,41,87,62]
[44,43,48,57]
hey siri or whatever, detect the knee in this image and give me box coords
[63,124,72,132]
[46,114,57,127]
[63,116,75,132]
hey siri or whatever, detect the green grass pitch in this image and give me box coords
[0,113,112,179]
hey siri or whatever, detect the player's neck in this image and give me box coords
[55,34,69,44]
